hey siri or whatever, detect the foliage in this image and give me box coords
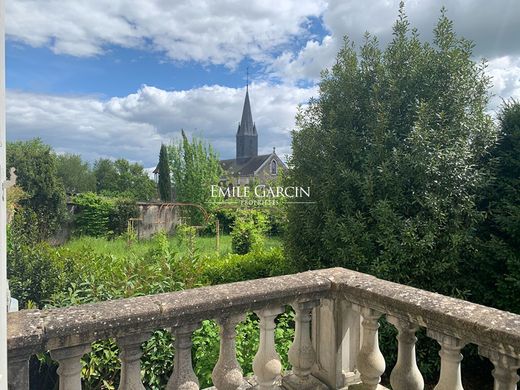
[108,197,139,237]
[73,193,139,238]
[7,225,73,308]
[94,158,156,201]
[212,208,236,234]
[470,100,520,312]
[6,185,27,223]
[202,247,289,284]
[176,224,198,258]
[158,144,172,201]
[285,6,497,297]
[56,153,96,193]
[168,130,222,224]
[231,209,268,254]
[284,4,500,383]
[6,138,67,239]
[74,192,114,237]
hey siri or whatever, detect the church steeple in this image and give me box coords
[236,86,258,159]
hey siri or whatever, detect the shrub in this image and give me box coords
[7,228,72,308]
[74,192,113,237]
[73,193,139,238]
[231,210,268,255]
[284,5,498,383]
[202,247,290,284]
[108,198,139,237]
[7,138,67,239]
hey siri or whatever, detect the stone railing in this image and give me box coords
[7,268,520,389]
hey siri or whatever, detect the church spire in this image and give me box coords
[237,89,256,136]
[236,79,258,159]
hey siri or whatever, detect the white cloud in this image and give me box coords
[7,0,326,67]
[268,35,336,83]
[7,83,316,167]
[488,56,520,111]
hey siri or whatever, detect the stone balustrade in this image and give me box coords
[7,268,520,389]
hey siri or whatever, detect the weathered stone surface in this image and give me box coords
[8,270,331,354]
[7,266,520,375]
[321,268,520,356]
[7,309,44,352]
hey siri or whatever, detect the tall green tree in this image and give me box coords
[168,131,222,223]
[94,158,156,201]
[285,5,497,296]
[56,153,96,193]
[93,158,119,194]
[158,144,172,201]
[471,100,520,312]
[6,138,67,239]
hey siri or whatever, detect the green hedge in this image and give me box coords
[202,247,291,284]
[73,193,138,238]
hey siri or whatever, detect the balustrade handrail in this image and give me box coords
[8,268,520,355]
[8,269,332,355]
[319,268,520,356]
[7,267,520,389]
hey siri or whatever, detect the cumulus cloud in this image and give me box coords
[487,56,520,112]
[7,83,316,167]
[7,0,326,67]
[271,0,520,108]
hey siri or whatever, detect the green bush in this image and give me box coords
[7,226,73,308]
[471,100,520,313]
[202,247,290,284]
[73,193,139,238]
[74,192,113,237]
[7,138,67,239]
[231,210,268,255]
[108,198,139,237]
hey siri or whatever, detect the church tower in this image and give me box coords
[236,87,258,160]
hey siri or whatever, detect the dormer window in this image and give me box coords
[271,160,277,175]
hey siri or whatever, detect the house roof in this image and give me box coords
[220,154,272,175]
[220,152,287,176]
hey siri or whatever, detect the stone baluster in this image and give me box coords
[354,306,385,390]
[253,305,285,389]
[283,300,326,390]
[167,323,200,390]
[212,313,246,390]
[8,350,33,390]
[117,333,151,390]
[479,347,520,390]
[427,330,465,390]
[387,316,424,390]
[50,344,92,390]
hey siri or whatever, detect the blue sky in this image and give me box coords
[5,0,520,168]
[7,43,262,96]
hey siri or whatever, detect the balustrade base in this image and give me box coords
[282,373,328,390]
[348,384,389,390]
[204,376,255,390]
[204,373,333,390]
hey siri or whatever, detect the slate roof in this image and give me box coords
[220,154,271,175]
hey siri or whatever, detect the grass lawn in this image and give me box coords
[62,233,282,259]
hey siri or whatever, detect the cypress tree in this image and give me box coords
[158,144,172,201]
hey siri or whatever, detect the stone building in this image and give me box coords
[219,87,287,186]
